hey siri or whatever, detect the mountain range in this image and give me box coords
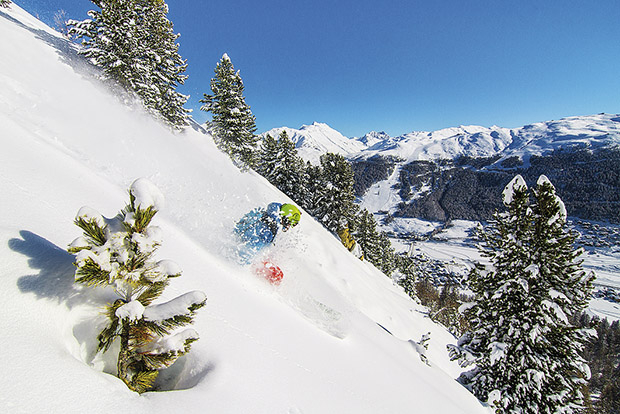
[264,114,620,224]
[263,114,620,164]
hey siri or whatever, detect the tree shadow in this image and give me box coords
[10,230,215,390]
[9,230,88,308]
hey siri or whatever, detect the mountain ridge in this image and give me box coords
[264,114,620,224]
[262,113,620,166]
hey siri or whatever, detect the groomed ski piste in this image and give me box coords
[0,5,492,413]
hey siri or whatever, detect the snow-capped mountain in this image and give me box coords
[260,122,367,164]
[357,125,514,162]
[497,114,620,164]
[358,130,390,148]
[350,114,620,225]
[354,114,620,163]
[0,5,490,414]
[263,114,620,169]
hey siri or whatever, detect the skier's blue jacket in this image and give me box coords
[234,202,283,263]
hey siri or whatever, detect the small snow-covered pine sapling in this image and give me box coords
[68,178,206,393]
[0,0,11,8]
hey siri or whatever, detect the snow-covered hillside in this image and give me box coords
[261,122,367,164]
[0,5,490,414]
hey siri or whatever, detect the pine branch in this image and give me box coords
[74,258,111,287]
[136,281,168,306]
[74,216,107,246]
[130,369,158,394]
[139,352,177,371]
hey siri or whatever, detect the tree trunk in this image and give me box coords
[117,318,132,390]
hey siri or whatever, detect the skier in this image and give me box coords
[234,202,302,269]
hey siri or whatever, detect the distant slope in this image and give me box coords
[0,5,489,414]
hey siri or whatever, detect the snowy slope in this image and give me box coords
[0,5,489,414]
[261,122,367,164]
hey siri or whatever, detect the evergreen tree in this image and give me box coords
[450,175,594,413]
[68,178,206,393]
[0,0,11,8]
[133,0,189,127]
[314,153,357,233]
[274,130,306,202]
[257,131,306,202]
[200,54,258,169]
[354,208,381,260]
[256,133,279,178]
[354,209,395,275]
[376,231,397,275]
[530,175,595,411]
[395,251,418,296]
[299,160,326,216]
[68,0,188,128]
[582,315,620,413]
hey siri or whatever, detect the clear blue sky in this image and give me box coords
[15,0,620,137]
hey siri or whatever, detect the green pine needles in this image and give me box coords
[354,208,396,275]
[200,53,258,169]
[450,175,594,413]
[68,178,206,393]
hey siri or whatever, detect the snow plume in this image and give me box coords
[502,174,527,205]
[130,177,165,211]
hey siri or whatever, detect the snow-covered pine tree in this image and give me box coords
[260,130,306,202]
[68,1,136,88]
[68,178,206,393]
[450,175,541,411]
[299,160,326,216]
[132,0,189,127]
[256,133,279,179]
[376,231,397,275]
[314,153,358,233]
[200,54,258,169]
[68,0,188,128]
[353,209,396,275]
[530,175,594,412]
[0,0,11,8]
[354,208,380,258]
[450,175,594,413]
